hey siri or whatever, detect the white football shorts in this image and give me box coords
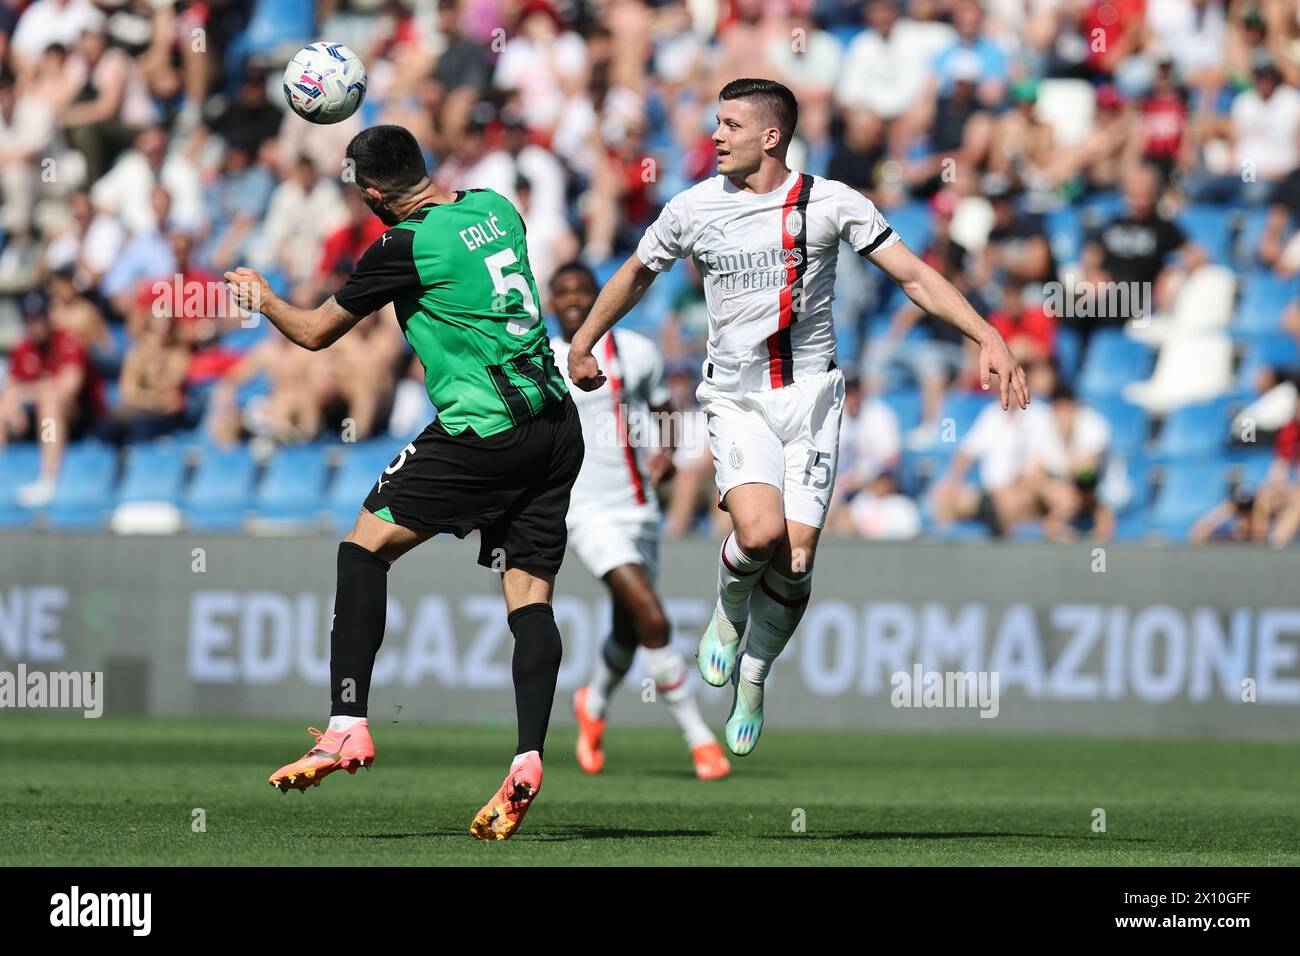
[697,366,846,529]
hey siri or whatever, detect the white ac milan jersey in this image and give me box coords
[551,329,670,511]
[636,170,899,389]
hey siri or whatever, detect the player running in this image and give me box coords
[225,124,582,840]
[567,79,1028,757]
[547,262,731,782]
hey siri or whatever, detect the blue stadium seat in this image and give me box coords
[1229,449,1275,491]
[884,202,930,250]
[939,391,989,441]
[1233,269,1297,335]
[1078,190,1125,227]
[327,440,394,532]
[928,520,992,541]
[1233,206,1270,270]
[1150,459,1231,540]
[0,444,41,529]
[1177,205,1234,264]
[1076,330,1154,399]
[254,444,329,522]
[1055,326,1083,382]
[183,446,257,531]
[1046,206,1084,264]
[1086,395,1148,457]
[878,389,922,432]
[1236,332,1300,390]
[1152,398,1234,461]
[118,442,188,504]
[45,442,119,529]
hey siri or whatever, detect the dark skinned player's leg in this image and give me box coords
[579,564,724,774]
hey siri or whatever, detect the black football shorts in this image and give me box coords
[363,394,584,572]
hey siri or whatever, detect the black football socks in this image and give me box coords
[329,542,391,718]
[508,602,564,757]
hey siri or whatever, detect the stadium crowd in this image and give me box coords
[1,0,1300,545]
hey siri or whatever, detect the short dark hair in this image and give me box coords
[346,125,427,194]
[550,260,598,291]
[719,78,798,146]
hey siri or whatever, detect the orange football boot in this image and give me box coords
[691,740,732,781]
[269,722,374,793]
[470,752,543,841]
[573,686,607,775]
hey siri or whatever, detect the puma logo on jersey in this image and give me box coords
[381,233,391,245]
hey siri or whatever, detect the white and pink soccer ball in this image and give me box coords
[282,42,367,125]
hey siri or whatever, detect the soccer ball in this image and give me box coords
[282,42,367,125]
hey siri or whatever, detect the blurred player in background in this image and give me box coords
[568,78,1027,757]
[548,261,730,782]
[226,125,581,841]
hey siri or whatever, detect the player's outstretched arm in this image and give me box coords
[868,241,1030,411]
[568,253,660,391]
[224,267,362,351]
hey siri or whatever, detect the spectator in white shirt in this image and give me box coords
[42,188,124,294]
[91,125,204,235]
[0,68,54,238]
[9,0,103,78]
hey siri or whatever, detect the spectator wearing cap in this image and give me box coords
[0,290,104,506]
[905,46,994,193]
[1192,52,1300,205]
[987,78,1055,199]
[929,0,1008,107]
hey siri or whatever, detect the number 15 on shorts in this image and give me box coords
[802,449,831,490]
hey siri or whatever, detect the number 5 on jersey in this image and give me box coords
[485,248,539,335]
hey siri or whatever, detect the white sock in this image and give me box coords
[328,715,366,732]
[739,568,811,685]
[584,634,636,720]
[642,645,715,748]
[717,532,769,625]
[511,749,539,770]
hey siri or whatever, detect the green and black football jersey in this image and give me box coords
[334,188,568,437]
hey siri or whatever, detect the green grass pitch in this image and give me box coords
[1,716,1296,866]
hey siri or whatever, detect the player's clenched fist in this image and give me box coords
[567,346,606,391]
[224,267,272,315]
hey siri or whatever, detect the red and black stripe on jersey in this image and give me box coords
[765,173,814,389]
